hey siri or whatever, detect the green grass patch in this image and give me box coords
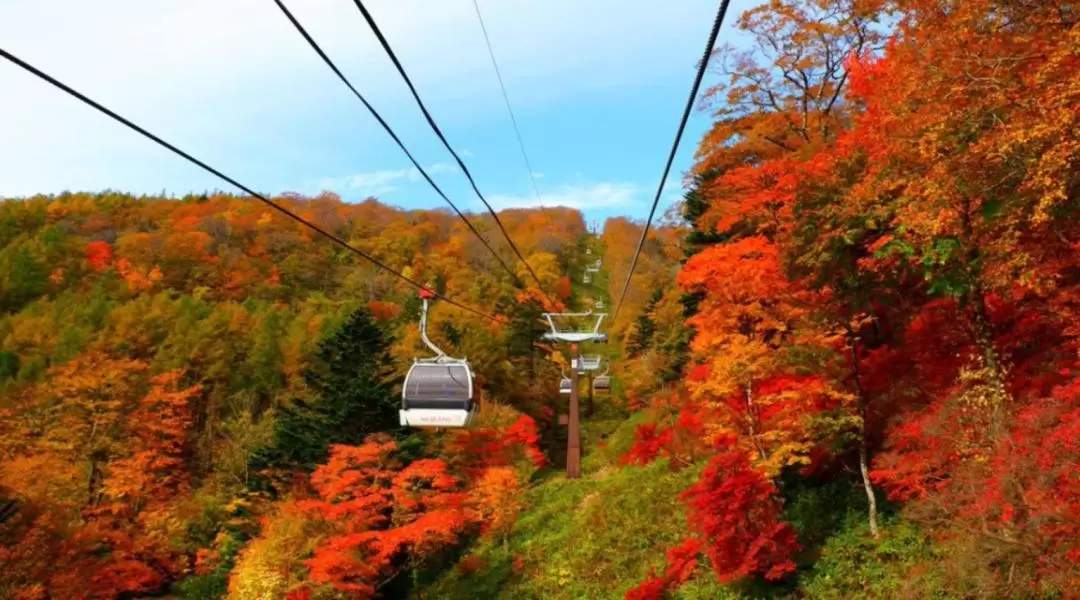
[581,409,649,475]
[798,515,945,599]
[424,457,702,600]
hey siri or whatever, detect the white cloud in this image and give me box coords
[427,163,457,175]
[532,171,545,179]
[485,182,639,211]
[314,162,457,196]
[0,0,725,126]
[0,0,739,197]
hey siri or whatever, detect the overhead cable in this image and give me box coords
[271,0,525,290]
[352,0,556,307]
[0,47,498,322]
[611,0,731,324]
[470,0,544,206]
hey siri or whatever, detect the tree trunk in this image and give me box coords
[663,392,687,465]
[970,285,1009,397]
[858,443,880,539]
[745,379,767,462]
[968,283,1012,440]
[849,337,880,539]
[960,205,1010,414]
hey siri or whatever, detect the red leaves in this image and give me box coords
[450,415,546,476]
[622,423,673,466]
[504,415,547,468]
[368,300,401,321]
[663,537,704,587]
[84,240,113,271]
[285,409,545,595]
[285,587,313,600]
[844,46,890,103]
[302,438,473,594]
[873,370,1080,587]
[456,554,488,575]
[42,521,183,600]
[102,371,199,507]
[623,535,706,598]
[297,419,542,596]
[625,577,667,600]
[557,275,572,300]
[622,396,800,591]
[678,236,782,301]
[621,393,713,467]
[682,451,798,583]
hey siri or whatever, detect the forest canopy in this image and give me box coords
[2,0,1079,598]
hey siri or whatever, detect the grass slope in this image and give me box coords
[423,415,707,600]
[422,408,953,600]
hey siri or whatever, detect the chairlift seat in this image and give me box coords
[542,331,608,343]
[541,311,608,343]
[580,355,602,371]
[559,377,572,394]
[593,375,611,393]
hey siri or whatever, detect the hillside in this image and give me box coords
[3,0,1080,599]
[0,192,586,597]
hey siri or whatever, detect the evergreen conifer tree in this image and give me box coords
[250,308,398,474]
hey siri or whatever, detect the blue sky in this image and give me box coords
[0,0,757,225]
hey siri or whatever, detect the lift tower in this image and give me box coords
[542,312,607,478]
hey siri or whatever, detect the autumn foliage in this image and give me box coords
[616,0,1080,597]
[625,537,703,600]
[0,190,574,598]
[231,417,545,597]
[2,0,1079,597]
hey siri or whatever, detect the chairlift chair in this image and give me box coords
[559,370,573,395]
[579,354,602,371]
[400,288,477,428]
[541,311,608,344]
[583,273,591,284]
[593,369,611,394]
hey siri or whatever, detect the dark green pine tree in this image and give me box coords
[626,289,662,358]
[501,295,548,381]
[681,168,729,259]
[0,245,47,315]
[250,308,399,475]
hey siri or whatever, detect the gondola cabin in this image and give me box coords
[400,360,477,428]
[401,287,479,428]
[593,374,611,393]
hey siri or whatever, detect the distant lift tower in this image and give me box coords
[542,312,607,478]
